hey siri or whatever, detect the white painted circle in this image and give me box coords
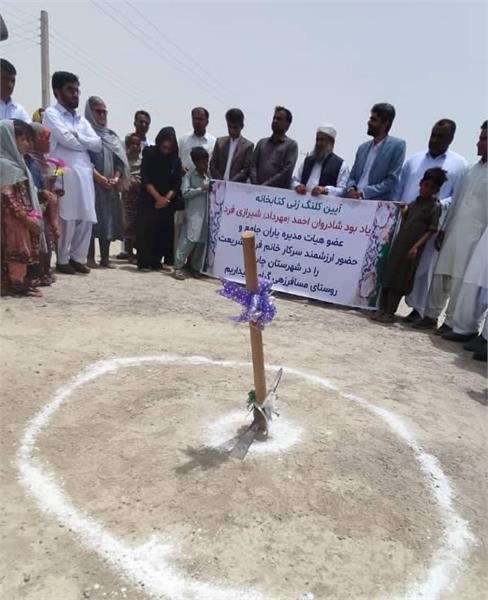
[17,354,474,600]
[206,410,303,454]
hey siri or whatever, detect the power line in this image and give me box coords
[1,38,39,51]
[49,34,147,106]
[0,13,39,31]
[50,32,121,80]
[0,10,36,27]
[122,0,227,96]
[90,0,227,106]
[4,27,39,43]
[2,2,37,20]
[95,0,226,102]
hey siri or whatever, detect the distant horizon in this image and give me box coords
[2,0,486,167]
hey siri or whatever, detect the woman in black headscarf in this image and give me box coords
[136,127,182,271]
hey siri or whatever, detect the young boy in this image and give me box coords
[372,167,447,323]
[173,146,210,280]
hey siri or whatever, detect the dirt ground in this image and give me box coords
[0,259,486,600]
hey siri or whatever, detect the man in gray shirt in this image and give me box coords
[250,106,298,189]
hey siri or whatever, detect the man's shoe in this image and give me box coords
[403,309,420,323]
[173,269,185,280]
[191,270,204,279]
[442,331,478,342]
[87,259,98,269]
[100,259,115,269]
[377,313,395,324]
[434,323,452,336]
[463,336,487,352]
[56,263,77,275]
[69,260,90,274]
[413,316,437,329]
[473,349,487,362]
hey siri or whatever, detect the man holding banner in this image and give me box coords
[291,123,349,197]
[346,103,406,200]
[250,106,298,189]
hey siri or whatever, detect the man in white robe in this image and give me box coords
[396,119,468,322]
[291,123,349,197]
[443,227,487,349]
[415,121,488,333]
[43,71,101,274]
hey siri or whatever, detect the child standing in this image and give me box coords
[26,123,60,286]
[122,133,141,264]
[373,167,447,323]
[173,146,210,280]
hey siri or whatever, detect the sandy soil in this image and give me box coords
[0,259,486,600]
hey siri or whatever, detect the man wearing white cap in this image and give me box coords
[291,124,349,196]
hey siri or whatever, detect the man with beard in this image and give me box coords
[179,107,216,173]
[345,103,406,200]
[395,119,468,323]
[291,123,349,196]
[132,109,152,152]
[250,106,298,189]
[210,108,254,182]
[415,121,488,335]
[43,71,101,274]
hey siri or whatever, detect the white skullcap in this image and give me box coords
[317,123,337,140]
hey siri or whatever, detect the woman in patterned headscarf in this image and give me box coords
[0,119,45,296]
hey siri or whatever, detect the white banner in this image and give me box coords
[205,181,399,309]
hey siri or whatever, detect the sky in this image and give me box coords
[1,0,487,167]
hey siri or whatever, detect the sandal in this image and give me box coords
[26,286,43,297]
[40,276,52,287]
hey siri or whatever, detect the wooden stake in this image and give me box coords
[241,232,267,430]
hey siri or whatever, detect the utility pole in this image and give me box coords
[40,10,50,108]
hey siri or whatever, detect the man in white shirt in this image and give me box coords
[415,121,488,334]
[397,119,468,322]
[179,107,216,172]
[291,123,349,197]
[43,71,102,274]
[0,59,30,122]
[176,107,216,245]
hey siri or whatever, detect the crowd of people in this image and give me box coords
[1,58,486,361]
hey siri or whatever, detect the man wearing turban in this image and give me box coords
[291,124,349,197]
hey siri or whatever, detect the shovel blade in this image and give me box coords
[229,422,259,459]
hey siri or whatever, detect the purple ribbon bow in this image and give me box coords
[219,278,277,330]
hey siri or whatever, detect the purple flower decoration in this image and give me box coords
[219,278,277,330]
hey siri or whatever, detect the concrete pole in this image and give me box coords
[40,10,50,108]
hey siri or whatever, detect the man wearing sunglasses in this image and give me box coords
[43,71,101,275]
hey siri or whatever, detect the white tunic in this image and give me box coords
[0,99,30,122]
[395,150,468,208]
[452,227,488,334]
[43,103,101,222]
[435,161,488,279]
[291,156,350,196]
[399,150,468,313]
[178,130,216,171]
[460,226,488,288]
